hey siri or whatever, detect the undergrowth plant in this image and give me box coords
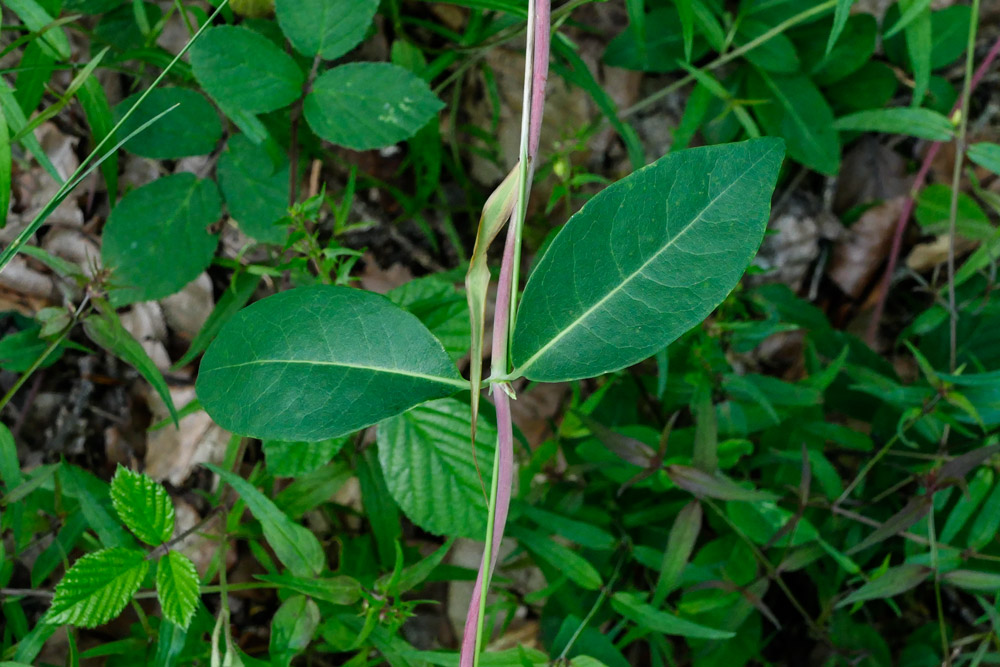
[2,0,1000,666]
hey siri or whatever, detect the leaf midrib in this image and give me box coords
[514,144,777,377]
[203,357,466,390]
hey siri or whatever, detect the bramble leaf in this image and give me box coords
[48,548,149,627]
[156,551,199,629]
[275,0,378,60]
[110,466,174,546]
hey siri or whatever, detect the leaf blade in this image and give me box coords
[156,551,200,629]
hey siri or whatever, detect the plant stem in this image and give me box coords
[867,34,1000,344]
[945,0,980,372]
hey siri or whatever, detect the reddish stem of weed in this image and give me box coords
[866,35,1000,345]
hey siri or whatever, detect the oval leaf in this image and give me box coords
[102,174,221,306]
[304,63,444,151]
[378,397,495,539]
[217,133,290,243]
[110,466,174,546]
[191,26,304,115]
[114,88,222,159]
[197,285,464,441]
[511,138,784,381]
[275,0,378,60]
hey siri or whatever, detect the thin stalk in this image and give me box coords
[946,0,981,372]
[622,0,837,118]
[928,503,950,666]
[867,34,1000,344]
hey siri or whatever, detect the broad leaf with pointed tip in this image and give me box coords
[275,0,378,60]
[197,285,464,441]
[511,138,784,382]
[48,548,149,627]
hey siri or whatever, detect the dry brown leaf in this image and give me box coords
[161,273,214,340]
[144,386,231,486]
[828,197,905,298]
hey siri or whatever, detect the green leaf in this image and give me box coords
[825,0,855,54]
[255,573,361,605]
[48,548,149,627]
[83,302,179,426]
[803,13,877,86]
[667,465,779,502]
[653,500,701,605]
[968,142,1000,176]
[216,133,289,244]
[677,0,694,62]
[191,26,304,115]
[110,466,174,546]
[206,464,325,577]
[0,105,10,229]
[833,108,953,141]
[275,0,378,60]
[114,88,222,159]
[77,76,118,206]
[837,564,931,607]
[197,285,464,442]
[900,0,931,106]
[5,0,71,59]
[263,437,347,477]
[270,594,320,667]
[101,174,221,306]
[378,397,495,539]
[943,569,1000,592]
[611,592,734,639]
[941,467,993,543]
[511,138,784,382]
[156,551,199,629]
[304,63,444,150]
[749,71,840,175]
[387,275,472,362]
[736,19,799,73]
[884,0,932,38]
[967,481,1000,550]
[511,525,603,591]
[173,272,261,370]
[604,6,706,73]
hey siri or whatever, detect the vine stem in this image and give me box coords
[866,33,1000,345]
[460,2,551,665]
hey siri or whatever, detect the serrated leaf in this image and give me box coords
[191,26,304,115]
[110,466,174,545]
[198,285,463,442]
[216,134,289,244]
[156,551,199,629]
[304,63,444,150]
[611,592,734,639]
[263,437,347,477]
[48,548,149,627]
[378,397,495,539]
[511,138,784,382]
[83,303,178,426]
[102,174,221,306]
[275,0,378,60]
[114,88,221,159]
[837,564,930,607]
[206,464,325,577]
[833,108,953,141]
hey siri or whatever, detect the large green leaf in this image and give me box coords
[749,71,839,175]
[207,464,325,577]
[216,134,290,244]
[304,63,444,150]
[377,398,495,539]
[47,547,149,627]
[191,26,304,115]
[510,138,784,382]
[275,0,378,60]
[102,174,221,306]
[264,437,348,477]
[388,276,472,362]
[114,88,221,159]
[110,466,174,546]
[156,551,199,629]
[197,285,464,442]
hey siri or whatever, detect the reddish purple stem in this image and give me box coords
[866,35,1000,344]
[528,0,550,160]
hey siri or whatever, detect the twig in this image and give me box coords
[867,35,1000,345]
